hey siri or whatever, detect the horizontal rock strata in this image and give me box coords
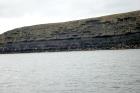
[0,10,140,53]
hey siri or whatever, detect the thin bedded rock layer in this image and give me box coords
[0,10,140,53]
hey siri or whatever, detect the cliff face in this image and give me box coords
[0,10,140,53]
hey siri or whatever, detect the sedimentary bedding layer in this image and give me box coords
[0,10,140,53]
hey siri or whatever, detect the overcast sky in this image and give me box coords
[0,0,140,34]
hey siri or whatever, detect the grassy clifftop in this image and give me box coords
[0,10,140,44]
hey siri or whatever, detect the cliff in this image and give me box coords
[0,10,140,53]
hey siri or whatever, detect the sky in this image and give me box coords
[0,0,140,34]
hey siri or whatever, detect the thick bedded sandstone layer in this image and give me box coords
[0,10,140,53]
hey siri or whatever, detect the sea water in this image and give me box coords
[0,49,140,93]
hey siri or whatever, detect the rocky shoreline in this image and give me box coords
[0,10,140,53]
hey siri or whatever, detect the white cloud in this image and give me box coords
[0,0,140,34]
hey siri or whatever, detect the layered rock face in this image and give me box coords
[0,10,140,53]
